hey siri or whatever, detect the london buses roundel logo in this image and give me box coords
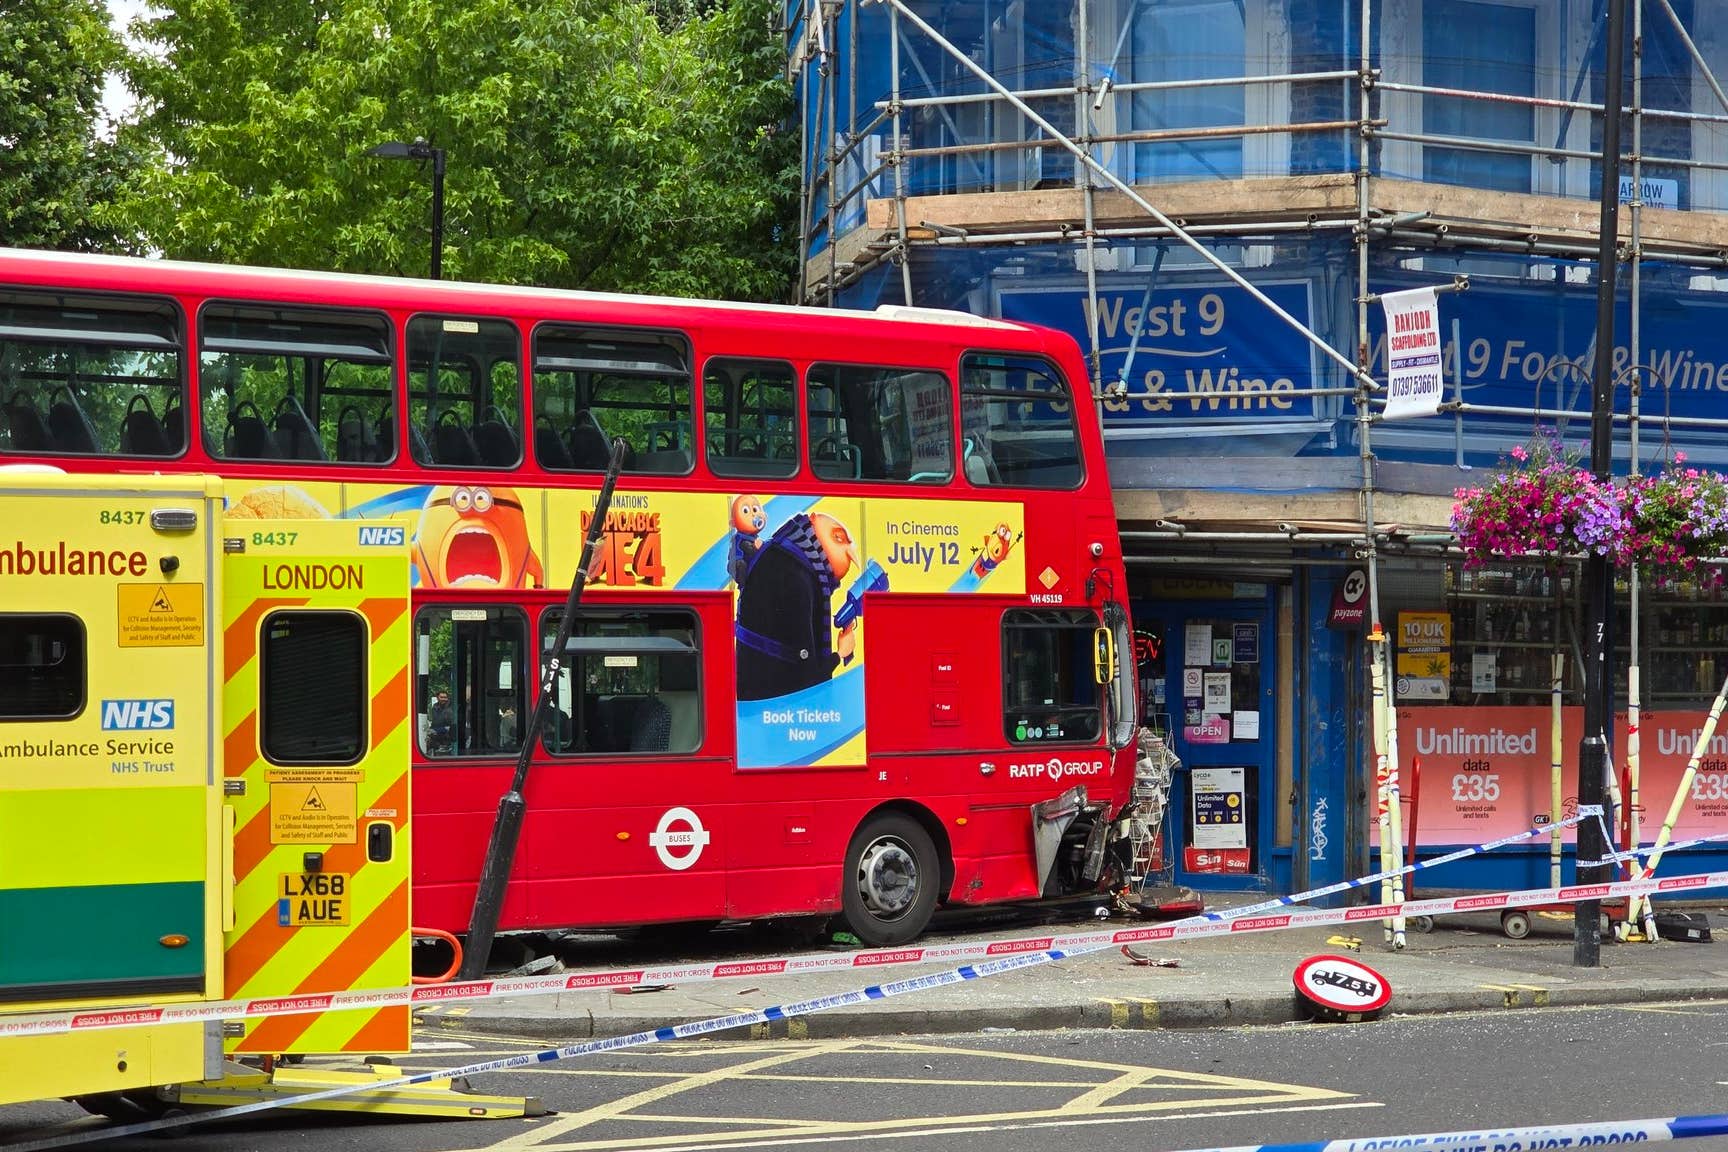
[649,807,711,871]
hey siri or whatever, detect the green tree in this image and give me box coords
[0,0,139,250]
[114,0,798,301]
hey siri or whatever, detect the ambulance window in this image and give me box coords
[0,614,85,720]
[260,611,366,764]
[540,609,701,756]
[1001,608,1102,745]
[414,606,528,759]
[0,291,183,459]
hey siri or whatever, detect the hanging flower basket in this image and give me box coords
[1451,444,1728,573]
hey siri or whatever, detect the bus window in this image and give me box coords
[199,304,393,464]
[260,611,366,764]
[531,326,694,475]
[414,606,527,758]
[1001,608,1102,745]
[0,291,182,459]
[703,358,797,479]
[407,316,522,469]
[806,364,952,483]
[959,353,1083,489]
[0,614,85,721]
[539,609,700,756]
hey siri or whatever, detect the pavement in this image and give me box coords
[415,900,1728,1042]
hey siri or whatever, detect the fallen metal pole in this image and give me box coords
[459,437,627,980]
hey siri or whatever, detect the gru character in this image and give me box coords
[727,494,768,585]
[735,512,859,701]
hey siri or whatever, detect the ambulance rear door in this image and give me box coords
[220,517,412,1055]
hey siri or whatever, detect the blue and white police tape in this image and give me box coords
[0,809,1653,1044]
[1195,807,1608,922]
[7,949,1068,1151]
[1168,1111,1728,1152]
[1582,828,1728,869]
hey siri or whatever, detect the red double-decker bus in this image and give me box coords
[0,248,1140,946]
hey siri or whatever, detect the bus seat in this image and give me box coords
[163,401,186,454]
[658,655,699,752]
[3,393,51,452]
[628,695,672,753]
[568,410,611,469]
[374,406,395,462]
[433,418,478,466]
[335,406,375,463]
[119,395,171,456]
[226,404,278,459]
[631,448,690,474]
[48,397,99,454]
[534,418,573,469]
[272,408,326,460]
[962,436,998,485]
[473,417,519,467]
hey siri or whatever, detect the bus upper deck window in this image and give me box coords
[198,303,394,465]
[959,353,1083,489]
[0,292,183,460]
[407,316,523,470]
[806,364,952,483]
[703,358,797,479]
[531,326,694,475]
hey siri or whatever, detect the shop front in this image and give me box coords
[1382,558,1728,892]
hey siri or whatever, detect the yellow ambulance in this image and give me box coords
[0,472,426,1117]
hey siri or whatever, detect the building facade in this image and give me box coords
[788,0,1728,898]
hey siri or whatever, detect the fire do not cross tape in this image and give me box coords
[3,864,1720,1042]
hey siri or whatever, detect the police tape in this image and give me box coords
[1,839,1715,1044]
[1166,1111,1728,1152]
[8,950,1068,1151]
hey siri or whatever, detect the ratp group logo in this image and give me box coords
[100,699,175,730]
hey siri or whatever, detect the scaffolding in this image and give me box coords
[785,0,1728,534]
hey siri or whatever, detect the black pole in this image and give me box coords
[429,147,445,281]
[1577,0,1627,969]
[458,438,627,980]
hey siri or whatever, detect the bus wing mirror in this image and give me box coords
[1093,625,1117,686]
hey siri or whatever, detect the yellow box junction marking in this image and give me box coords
[268,782,358,844]
[478,1037,1359,1152]
[117,581,205,647]
[277,872,353,926]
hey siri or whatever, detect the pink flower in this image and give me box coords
[1510,444,1529,462]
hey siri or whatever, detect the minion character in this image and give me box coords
[413,485,544,588]
[727,494,768,585]
[735,511,860,701]
[971,522,1020,579]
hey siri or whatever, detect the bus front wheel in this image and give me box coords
[841,813,939,947]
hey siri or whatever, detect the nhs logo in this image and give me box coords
[101,699,176,730]
[358,525,406,547]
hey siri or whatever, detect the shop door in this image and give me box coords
[1134,599,1277,890]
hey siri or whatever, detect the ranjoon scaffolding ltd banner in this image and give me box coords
[995,281,1320,425]
[1366,276,1728,425]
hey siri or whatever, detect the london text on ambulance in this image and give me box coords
[0,541,148,577]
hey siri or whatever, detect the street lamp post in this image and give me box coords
[368,138,446,280]
[1577,0,1628,969]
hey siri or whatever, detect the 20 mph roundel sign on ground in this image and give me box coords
[1293,954,1392,1022]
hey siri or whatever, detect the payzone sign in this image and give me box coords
[994,281,1319,424]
